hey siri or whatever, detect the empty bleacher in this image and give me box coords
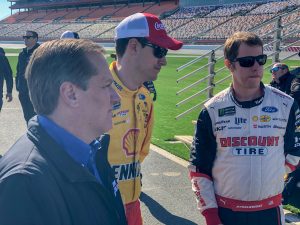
[83,5,123,21]
[112,3,153,19]
[0,0,299,42]
[79,21,118,38]
[146,1,178,16]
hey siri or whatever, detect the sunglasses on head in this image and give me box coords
[23,36,34,39]
[143,42,168,59]
[270,66,285,73]
[232,54,267,67]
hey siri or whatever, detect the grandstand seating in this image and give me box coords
[145,1,178,15]
[205,3,257,17]
[84,5,124,21]
[248,0,297,14]
[168,6,214,18]
[61,7,95,21]
[2,11,29,23]
[0,0,299,42]
[200,14,274,39]
[42,8,73,21]
[111,3,153,19]
[1,23,47,37]
[79,21,118,38]
[169,17,228,40]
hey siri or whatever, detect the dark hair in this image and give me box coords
[224,32,263,61]
[26,39,105,115]
[0,47,5,55]
[115,37,148,58]
[26,30,38,39]
[73,32,80,39]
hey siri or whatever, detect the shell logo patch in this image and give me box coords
[122,128,140,157]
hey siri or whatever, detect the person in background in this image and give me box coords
[270,63,300,105]
[290,51,300,76]
[0,39,127,225]
[109,12,182,225]
[189,31,300,225]
[16,30,39,124]
[269,63,300,205]
[60,30,80,39]
[0,47,13,111]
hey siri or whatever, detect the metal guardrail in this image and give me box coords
[175,6,300,120]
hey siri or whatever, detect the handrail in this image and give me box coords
[176,51,212,72]
[176,62,214,83]
[260,28,280,39]
[284,16,300,28]
[177,74,214,95]
[281,40,300,51]
[280,51,300,62]
[281,29,300,40]
[213,74,231,86]
[249,7,300,32]
[176,85,214,107]
[175,99,209,120]
[176,45,223,72]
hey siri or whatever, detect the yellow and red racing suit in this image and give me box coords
[108,61,154,205]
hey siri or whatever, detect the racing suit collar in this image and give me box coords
[230,82,265,108]
[110,61,139,96]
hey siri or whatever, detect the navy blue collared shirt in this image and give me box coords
[38,115,102,183]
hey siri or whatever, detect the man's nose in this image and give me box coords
[158,56,167,66]
[110,86,120,104]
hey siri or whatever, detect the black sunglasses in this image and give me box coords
[232,54,267,67]
[143,42,168,59]
[23,36,34,39]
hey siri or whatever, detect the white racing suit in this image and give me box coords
[189,84,300,225]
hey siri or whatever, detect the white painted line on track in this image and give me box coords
[150,144,189,168]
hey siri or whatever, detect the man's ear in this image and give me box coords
[60,82,79,107]
[127,38,139,55]
[225,59,234,72]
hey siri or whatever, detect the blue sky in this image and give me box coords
[0,1,12,20]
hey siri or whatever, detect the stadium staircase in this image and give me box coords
[174,6,300,146]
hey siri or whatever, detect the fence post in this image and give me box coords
[272,16,282,63]
[207,50,216,98]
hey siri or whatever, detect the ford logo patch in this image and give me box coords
[138,94,146,100]
[262,106,278,113]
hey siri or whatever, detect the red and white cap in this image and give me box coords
[115,13,183,50]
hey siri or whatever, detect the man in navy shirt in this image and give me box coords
[0,39,127,225]
[0,47,13,111]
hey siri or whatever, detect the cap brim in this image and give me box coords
[147,35,183,50]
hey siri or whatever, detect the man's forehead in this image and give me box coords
[237,43,262,56]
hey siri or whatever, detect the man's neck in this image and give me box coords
[27,44,36,51]
[232,85,263,102]
[116,61,141,91]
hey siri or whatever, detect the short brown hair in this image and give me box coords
[26,39,105,115]
[224,32,263,61]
